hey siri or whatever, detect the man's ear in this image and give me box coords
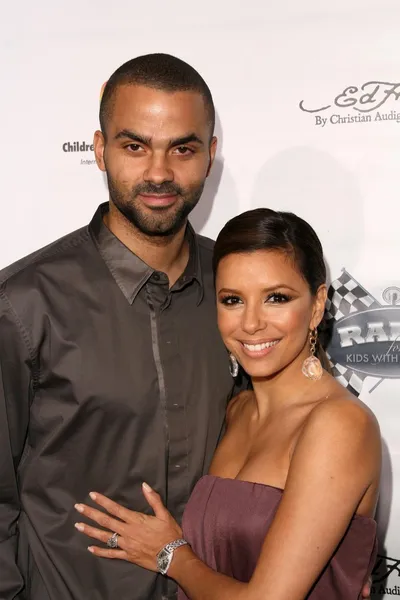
[206,136,218,177]
[94,130,106,172]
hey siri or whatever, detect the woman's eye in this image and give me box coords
[267,293,291,304]
[220,295,242,306]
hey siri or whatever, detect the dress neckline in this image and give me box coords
[204,473,284,493]
[201,474,377,525]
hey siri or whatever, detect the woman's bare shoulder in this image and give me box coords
[226,390,254,425]
[306,383,380,445]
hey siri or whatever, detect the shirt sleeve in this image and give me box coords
[0,288,33,598]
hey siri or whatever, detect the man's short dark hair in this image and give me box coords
[99,53,215,139]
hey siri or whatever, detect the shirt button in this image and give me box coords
[152,272,160,281]
[174,464,181,469]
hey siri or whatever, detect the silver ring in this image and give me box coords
[106,532,119,549]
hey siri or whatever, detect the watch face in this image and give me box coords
[158,549,168,561]
[157,549,172,574]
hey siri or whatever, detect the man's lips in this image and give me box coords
[138,193,178,207]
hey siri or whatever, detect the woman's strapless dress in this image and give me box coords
[178,475,377,599]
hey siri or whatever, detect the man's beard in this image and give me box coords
[106,175,205,237]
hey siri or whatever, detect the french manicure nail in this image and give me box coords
[74,504,84,513]
[74,523,84,532]
[142,482,152,492]
[88,546,94,553]
[89,492,97,500]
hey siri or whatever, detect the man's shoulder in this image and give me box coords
[0,226,90,289]
[195,232,215,253]
[194,232,216,279]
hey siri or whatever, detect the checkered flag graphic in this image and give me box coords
[326,270,381,396]
[326,270,381,320]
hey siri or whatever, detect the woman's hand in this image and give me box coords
[361,577,372,599]
[74,482,183,571]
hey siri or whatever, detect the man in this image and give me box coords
[0,53,373,600]
[0,54,234,600]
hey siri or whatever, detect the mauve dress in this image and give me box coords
[178,475,377,600]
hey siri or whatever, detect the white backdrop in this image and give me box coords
[1,1,400,596]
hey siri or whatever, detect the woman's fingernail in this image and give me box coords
[89,492,97,500]
[74,523,84,532]
[142,482,152,492]
[88,546,95,553]
[74,504,84,513]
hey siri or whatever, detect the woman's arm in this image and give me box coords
[75,398,380,600]
[241,398,380,600]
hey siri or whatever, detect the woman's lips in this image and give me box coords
[240,339,280,358]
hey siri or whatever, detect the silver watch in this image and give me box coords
[156,538,188,575]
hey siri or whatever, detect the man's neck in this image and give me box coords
[104,202,190,287]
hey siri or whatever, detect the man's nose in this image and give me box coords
[143,154,174,184]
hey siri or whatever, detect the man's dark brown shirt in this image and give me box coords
[0,204,234,599]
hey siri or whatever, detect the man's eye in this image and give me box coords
[126,144,142,152]
[174,146,193,156]
[220,295,242,306]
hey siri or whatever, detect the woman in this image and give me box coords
[74,209,381,599]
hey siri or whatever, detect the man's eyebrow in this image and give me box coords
[114,130,151,145]
[170,133,204,147]
[113,130,204,147]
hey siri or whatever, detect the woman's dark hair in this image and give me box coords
[213,208,331,369]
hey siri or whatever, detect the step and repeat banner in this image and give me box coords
[1,1,400,597]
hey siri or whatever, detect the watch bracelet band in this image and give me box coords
[163,538,188,554]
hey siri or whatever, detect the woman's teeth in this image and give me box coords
[243,340,279,351]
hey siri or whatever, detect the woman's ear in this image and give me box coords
[310,284,328,330]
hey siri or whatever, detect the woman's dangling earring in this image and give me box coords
[302,328,323,381]
[229,353,239,378]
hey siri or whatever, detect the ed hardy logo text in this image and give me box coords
[372,554,400,597]
[300,80,400,127]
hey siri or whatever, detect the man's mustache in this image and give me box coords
[133,183,183,196]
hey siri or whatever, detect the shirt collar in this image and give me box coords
[89,203,204,305]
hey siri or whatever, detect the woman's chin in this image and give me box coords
[242,359,294,381]
[242,365,278,380]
